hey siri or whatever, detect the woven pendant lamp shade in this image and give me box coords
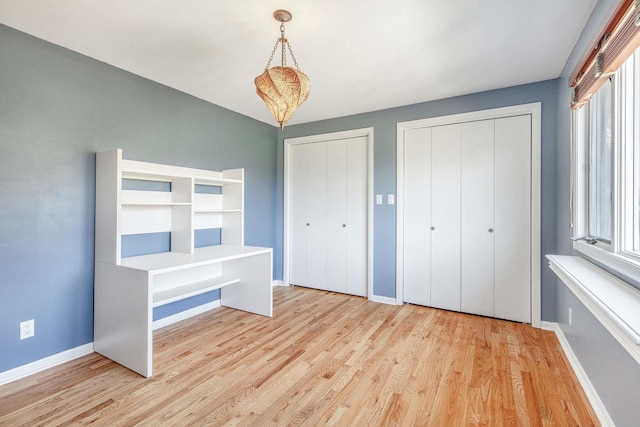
[255,10,310,129]
[255,66,310,129]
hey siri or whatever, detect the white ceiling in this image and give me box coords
[0,1,596,127]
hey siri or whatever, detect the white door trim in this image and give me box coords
[284,127,374,299]
[396,103,541,327]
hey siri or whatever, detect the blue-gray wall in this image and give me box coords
[554,1,640,425]
[0,24,277,373]
[4,6,638,424]
[276,80,559,321]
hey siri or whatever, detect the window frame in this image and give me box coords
[572,47,640,283]
[587,76,614,248]
[618,50,640,263]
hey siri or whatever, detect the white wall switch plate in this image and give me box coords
[376,194,383,205]
[388,194,395,205]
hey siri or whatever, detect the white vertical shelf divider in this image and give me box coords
[94,149,272,378]
[221,168,244,245]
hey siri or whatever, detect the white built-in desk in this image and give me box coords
[94,149,273,378]
[95,245,272,377]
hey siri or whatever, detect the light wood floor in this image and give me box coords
[0,286,598,426]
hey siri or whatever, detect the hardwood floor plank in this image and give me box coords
[0,286,599,426]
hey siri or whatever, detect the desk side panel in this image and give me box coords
[221,250,273,317]
[94,262,153,377]
[95,149,121,265]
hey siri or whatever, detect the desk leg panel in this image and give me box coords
[94,262,153,377]
[221,251,273,317]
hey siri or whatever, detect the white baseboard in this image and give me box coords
[0,343,94,386]
[0,302,224,387]
[153,300,221,330]
[541,321,614,427]
[272,280,286,287]
[540,321,561,333]
[369,294,399,305]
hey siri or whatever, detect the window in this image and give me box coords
[572,46,640,276]
[619,49,640,259]
[588,78,613,243]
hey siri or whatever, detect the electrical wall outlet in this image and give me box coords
[568,308,573,326]
[20,319,34,340]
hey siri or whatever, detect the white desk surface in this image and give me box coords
[120,245,272,274]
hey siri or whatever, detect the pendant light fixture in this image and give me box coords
[255,10,310,129]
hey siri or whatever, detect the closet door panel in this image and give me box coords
[326,140,348,294]
[289,144,309,286]
[461,120,495,317]
[346,136,368,296]
[403,128,432,306]
[430,124,462,312]
[306,142,328,290]
[495,115,531,322]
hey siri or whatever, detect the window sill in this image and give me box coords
[547,254,640,365]
[573,240,640,284]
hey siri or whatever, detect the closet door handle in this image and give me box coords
[430,226,435,231]
[342,224,346,228]
[306,223,310,226]
[488,228,494,233]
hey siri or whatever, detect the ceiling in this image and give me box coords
[0,1,597,127]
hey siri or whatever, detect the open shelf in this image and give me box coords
[123,202,191,206]
[121,159,242,186]
[194,209,242,213]
[153,276,240,307]
[195,177,242,185]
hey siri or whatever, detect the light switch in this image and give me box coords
[376,194,383,205]
[388,194,395,205]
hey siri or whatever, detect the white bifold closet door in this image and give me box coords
[494,115,531,322]
[461,119,495,317]
[430,124,462,312]
[289,136,367,297]
[290,142,327,290]
[403,128,432,307]
[402,115,531,323]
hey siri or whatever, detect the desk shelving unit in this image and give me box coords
[94,149,272,377]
